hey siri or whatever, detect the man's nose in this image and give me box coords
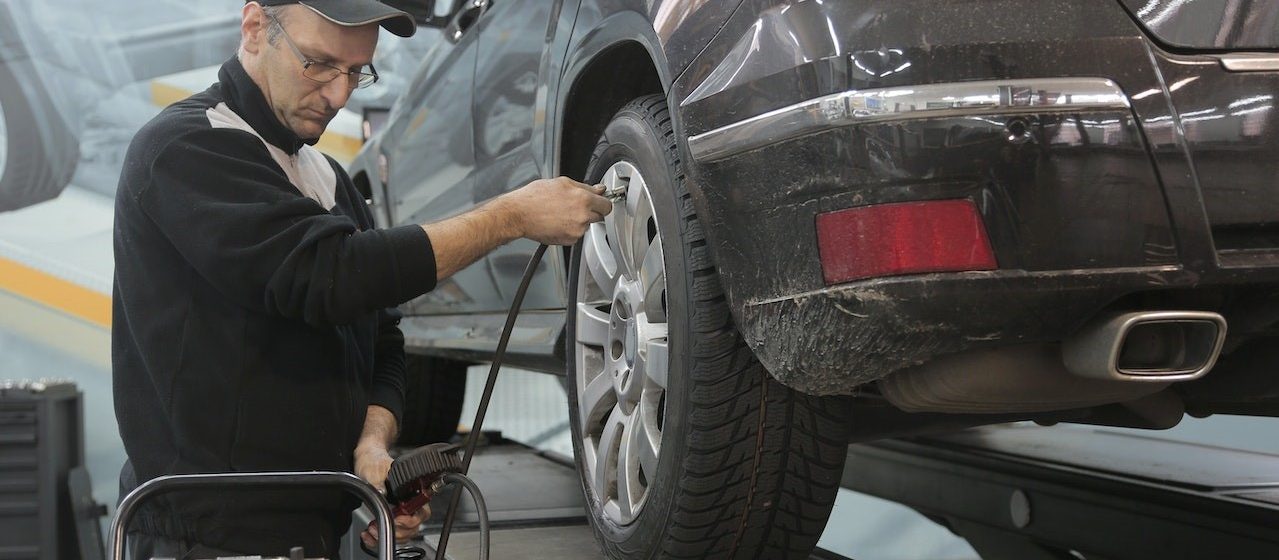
[319,76,355,110]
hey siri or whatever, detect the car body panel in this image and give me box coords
[473,0,570,311]
[1143,49,1279,262]
[1117,0,1279,50]
[383,10,495,315]
[671,0,1279,392]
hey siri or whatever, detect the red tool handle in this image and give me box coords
[366,476,437,536]
[394,490,432,517]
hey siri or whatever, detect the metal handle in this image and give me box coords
[108,471,395,560]
[445,0,488,42]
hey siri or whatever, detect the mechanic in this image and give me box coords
[111,0,612,557]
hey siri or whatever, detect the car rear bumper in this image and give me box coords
[673,0,1279,394]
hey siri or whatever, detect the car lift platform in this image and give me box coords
[367,425,1279,559]
[843,424,1279,559]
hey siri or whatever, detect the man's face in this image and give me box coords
[242,4,379,140]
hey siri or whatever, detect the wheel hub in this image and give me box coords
[609,281,647,413]
[574,160,669,526]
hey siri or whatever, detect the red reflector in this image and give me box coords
[816,199,997,285]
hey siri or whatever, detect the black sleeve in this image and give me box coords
[368,307,408,424]
[136,127,437,327]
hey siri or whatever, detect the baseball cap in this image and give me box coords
[252,0,417,37]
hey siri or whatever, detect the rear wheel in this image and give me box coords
[566,95,850,559]
[0,58,77,212]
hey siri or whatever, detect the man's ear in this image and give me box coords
[241,2,267,55]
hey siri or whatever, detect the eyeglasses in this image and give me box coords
[266,12,379,89]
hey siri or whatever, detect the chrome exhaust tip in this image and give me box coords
[1062,311,1227,382]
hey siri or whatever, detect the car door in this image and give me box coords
[384,0,500,315]
[471,0,568,311]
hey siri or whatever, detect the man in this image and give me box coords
[112,0,611,556]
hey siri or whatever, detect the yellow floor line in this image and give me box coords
[0,290,110,369]
[0,256,111,329]
[149,81,192,109]
[315,132,362,163]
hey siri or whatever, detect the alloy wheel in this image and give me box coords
[574,160,669,526]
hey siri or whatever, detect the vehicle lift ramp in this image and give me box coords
[364,425,1279,559]
[845,424,1279,559]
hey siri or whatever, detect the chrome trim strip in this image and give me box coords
[686,78,1131,163]
[1219,54,1279,72]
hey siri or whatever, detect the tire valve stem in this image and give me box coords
[603,182,628,202]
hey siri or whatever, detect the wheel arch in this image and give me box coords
[553,13,672,282]
[555,38,667,182]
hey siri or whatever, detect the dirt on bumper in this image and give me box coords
[737,267,1199,395]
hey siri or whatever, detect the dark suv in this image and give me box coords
[351,1,1279,557]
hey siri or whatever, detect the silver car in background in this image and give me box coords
[0,0,245,210]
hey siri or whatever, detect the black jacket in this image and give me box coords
[112,57,437,555]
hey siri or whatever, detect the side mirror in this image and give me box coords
[382,0,457,29]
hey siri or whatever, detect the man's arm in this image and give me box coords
[352,404,397,499]
[367,308,408,422]
[422,198,520,281]
[422,177,613,281]
[356,405,399,456]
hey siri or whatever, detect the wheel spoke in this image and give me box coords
[576,303,610,347]
[617,411,642,518]
[628,183,655,283]
[579,368,616,433]
[638,239,665,321]
[640,338,669,389]
[604,207,633,279]
[634,399,661,479]
[644,321,668,341]
[602,164,632,275]
[584,224,619,296]
[626,169,648,219]
[595,407,626,509]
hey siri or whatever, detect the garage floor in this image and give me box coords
[429,525,601,560]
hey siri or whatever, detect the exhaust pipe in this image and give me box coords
[1062,311,1227,382]
[878,310,1226,415]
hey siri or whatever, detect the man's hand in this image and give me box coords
[354,442,432,546]
[497,177,613,246]
[354,442,394,494]
[354,405,429,546]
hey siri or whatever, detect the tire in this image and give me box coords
[0,53,78,212]
[399,354,469,446]
[566,95,851,559]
